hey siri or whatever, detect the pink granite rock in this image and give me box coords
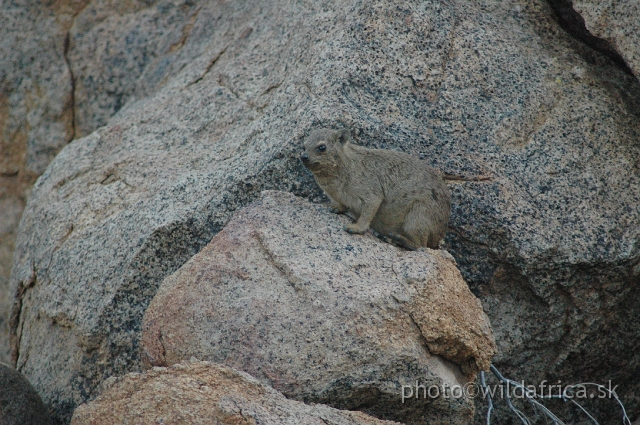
[141,191,495,424]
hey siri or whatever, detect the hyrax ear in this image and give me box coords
[337,129,351,144]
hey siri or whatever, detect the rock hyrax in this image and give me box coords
[301,128,451,249]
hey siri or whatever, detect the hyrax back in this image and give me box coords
[300,128,451,249]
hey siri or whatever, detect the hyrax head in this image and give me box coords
[300,128,351,174]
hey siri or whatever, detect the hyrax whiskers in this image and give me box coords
[300,128,451,250]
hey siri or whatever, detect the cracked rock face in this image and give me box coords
[71,361,402,425]
[141,190,494,424]
[7,0,640,423]
[0,0,78,178]
[68,0,203,138]
[0,0,84,365]
[571,0,640,80]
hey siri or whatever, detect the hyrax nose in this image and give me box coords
[300,152,309,163]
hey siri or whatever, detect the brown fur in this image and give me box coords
[300,128,451,249]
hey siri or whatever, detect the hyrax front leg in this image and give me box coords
[345,197,382,234]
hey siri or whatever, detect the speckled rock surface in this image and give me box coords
[0,363,52,425]
[0,0,78,177]
[0,192,25,365]
[399,253,496,375]
[71,360,401,425]
[141,190,490,424]
[0,0,210,368]
[0,0,85,365]
[68,0,202,137]
[8,0,640,423]
[546,0,636,78]
[571,0,640,80]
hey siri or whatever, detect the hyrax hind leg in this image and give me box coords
[387,232,420,250]
[402,200,444,249]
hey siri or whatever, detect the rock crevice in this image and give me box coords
[546,0,634,76]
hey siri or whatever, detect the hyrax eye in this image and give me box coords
[317,144,326,152]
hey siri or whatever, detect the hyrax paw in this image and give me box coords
[345,224,366,234]
[329,204,346,214]
[388,233,405,243]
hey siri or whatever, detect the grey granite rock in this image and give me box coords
[141,190,493,424]
[0,193,25,365]
[546,0,637,78]
[8,0,640,423]
[0,0,84,367]
[0,0,77,177]
[572,0,640,80]
[68,0,202,137]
